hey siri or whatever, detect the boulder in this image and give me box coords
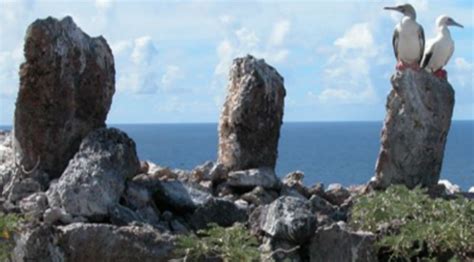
[19,192,48,219]
[309,222,377,262]
[309,194,336,216]
[227,167,280,190]
[282,171,308,197]
[153,180,212,213]
[324,183,351,206]
[260,196,316,244]
[13,16,115,179]
[12,225,64,262]
[57,223,174,262]
[190,198,247,230]
[46,128,139,219]
[217,55,286,171]
[374,69,455,189]
[241,186,279,206]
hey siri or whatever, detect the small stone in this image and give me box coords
[227,167,280,190]
[43,207,74,225]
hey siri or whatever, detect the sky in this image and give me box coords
[0,0,472,125]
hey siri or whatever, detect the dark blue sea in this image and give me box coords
[113,121,473,190]
[1,121,473,189]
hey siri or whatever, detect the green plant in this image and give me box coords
[350,185,474,261]
[0,213,22,260]
[175,223,260,262]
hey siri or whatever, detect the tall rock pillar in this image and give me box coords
[374,69,454,189]
[14,16,115,180]
[217,55,286,172]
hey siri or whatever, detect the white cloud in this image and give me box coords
[214,18,291,77]
[334,23,375,55]
[95,0,114,11]
[114,36,160,94]
[0,46,23,98]
[161,65,184,91]
[316,23,379,105]
[131,36,157,66]
[455,57,473,71]
[269,20,290,46]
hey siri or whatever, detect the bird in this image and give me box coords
[384,4,425,71]
[420,15,463,79]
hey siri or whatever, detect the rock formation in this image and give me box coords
[217,55,286,172]
[374,69,455,189]
[46,128,139,220]
[14,16,115,181]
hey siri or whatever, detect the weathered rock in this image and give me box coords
[4,176,43,203]
[191,161,214,182]
[309,222,377,262]
[282,171,309,198]
[12,225,64,262]
[46,128,139,219]
[43,207,77,225]
[190,198,247,230]
[307,183,325,198]
[260,196,316,244]
[280,184,307,200]
[14,16,115,179]
[109,204,143,226]
[170,219,190,234]
[147,163,177,180]
[19,192,48,219]
[259,237,301,262]
[241,186,279,206]
[324,183,351,206]
[374,69,455,189]
[57,223,174,262]
[227,167,280,190]
[309,194,336,216]
[153,180,212,213]
[217,55,286,171]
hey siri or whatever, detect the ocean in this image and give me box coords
[113,121,473,190]
[1,121,473,189]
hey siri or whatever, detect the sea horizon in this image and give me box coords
[3,121,471,190]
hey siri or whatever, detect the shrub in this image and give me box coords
[175,223,260,262]
[350,185,474,261]
[0,213,22,260]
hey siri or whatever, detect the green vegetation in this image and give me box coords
[0,213,22,260]
[350,185,474,261]
[175,223,260,262]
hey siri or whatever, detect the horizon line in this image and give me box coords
[1,119,473,127]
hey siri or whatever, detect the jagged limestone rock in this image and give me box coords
[374,69,454,189]
[309,222,376,262]
[14,16,115,180]
[46,128,139,220]
[217,55,286,172]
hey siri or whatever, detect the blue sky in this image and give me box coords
[0,0,472,124]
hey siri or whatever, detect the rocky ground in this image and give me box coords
[0,16,472,262]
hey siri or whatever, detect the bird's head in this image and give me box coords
[437,15,463,28]
[384,4,417,20]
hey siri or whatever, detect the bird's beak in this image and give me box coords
[384,6,401,12]
[450,19,464,28]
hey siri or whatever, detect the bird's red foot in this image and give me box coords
[433,69,448,80]
[396,61,420,71]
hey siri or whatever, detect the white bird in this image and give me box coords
[384,4,425,70]
[421,15,463,78]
